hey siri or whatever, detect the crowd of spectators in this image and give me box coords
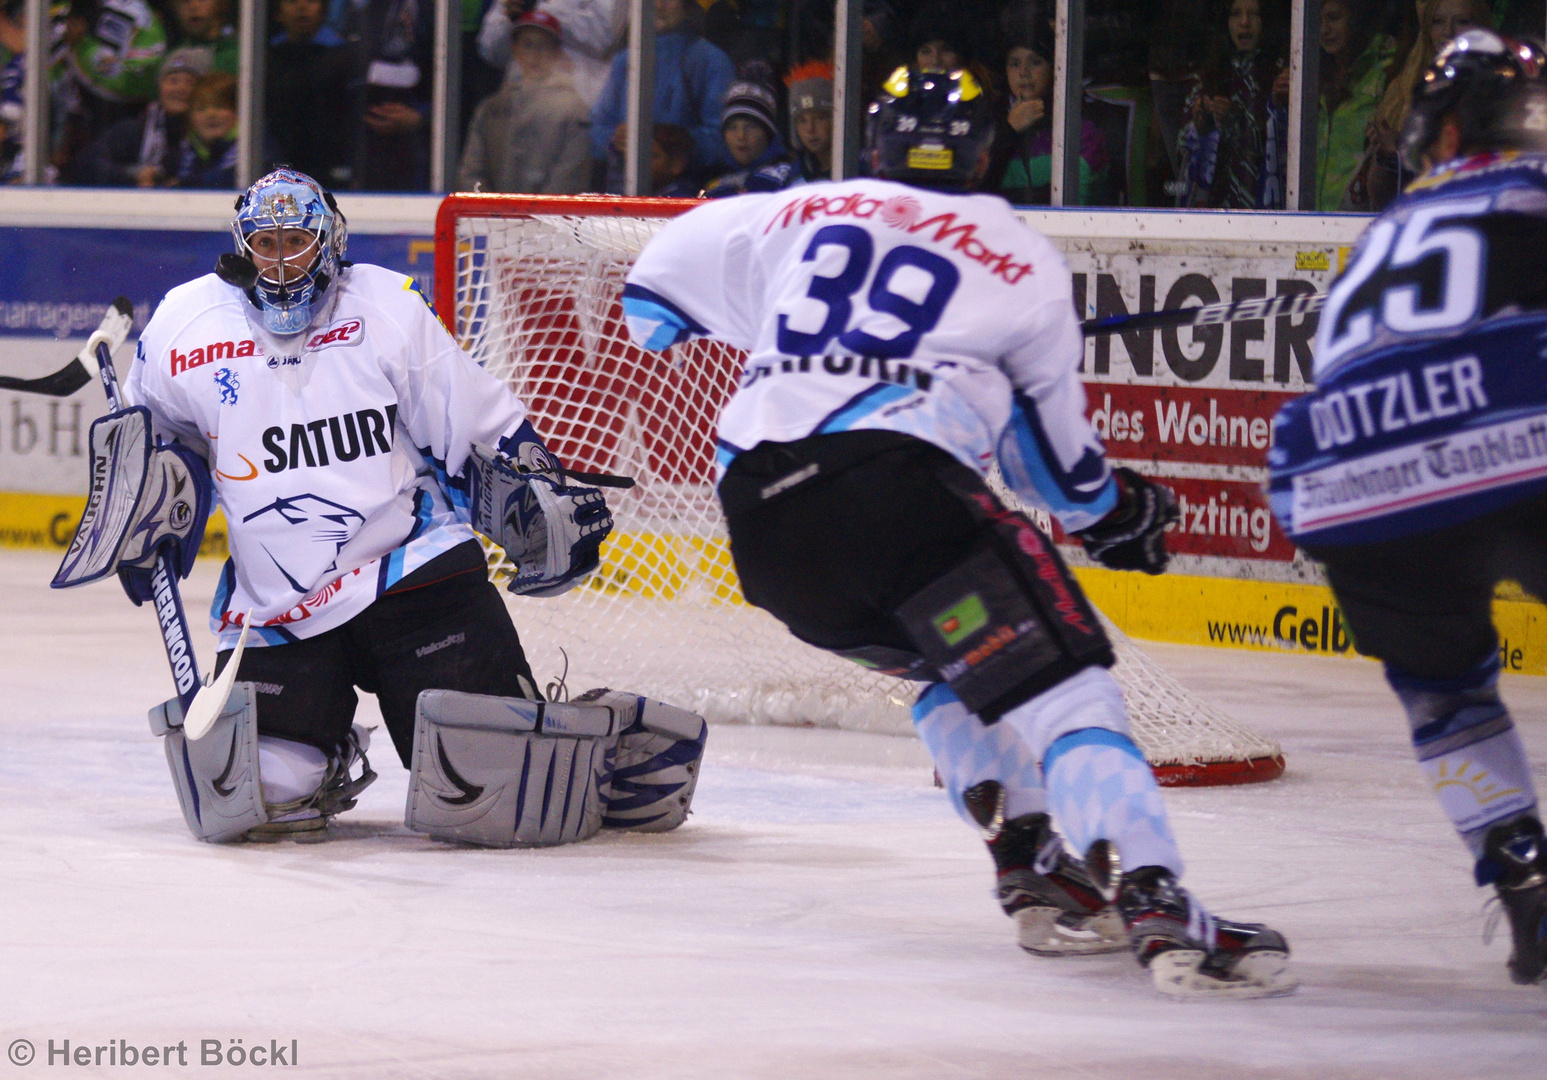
[0,0,1540,208]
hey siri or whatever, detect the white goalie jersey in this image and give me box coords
[127,264,529,649]
[621,179,1117,529]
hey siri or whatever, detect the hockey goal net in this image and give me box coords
[434,194,1284,786]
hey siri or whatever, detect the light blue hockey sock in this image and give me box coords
[1387,658,1540,873]
[912,683,1046,824]
[1043,727,1184,876]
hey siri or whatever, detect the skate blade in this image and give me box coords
[1147,949,1299,1000]
[244,817,329,844]
[1016,906,1129,957]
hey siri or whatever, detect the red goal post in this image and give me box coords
[433,193,1285,787]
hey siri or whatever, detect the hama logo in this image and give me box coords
[305,317,364,351]
[170,338,258,376]
[934,594,988,646]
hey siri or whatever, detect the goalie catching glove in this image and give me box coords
[467,425,613,597]
[1073,468,1178,575]
[51,405,213,601]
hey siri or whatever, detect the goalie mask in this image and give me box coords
[865,66,995,190]
[1400,29,1547,171]
[228,168,347,336]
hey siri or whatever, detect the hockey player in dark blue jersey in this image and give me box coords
[1269,29,1547,988]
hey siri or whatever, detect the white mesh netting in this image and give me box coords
[446,202,1282,783]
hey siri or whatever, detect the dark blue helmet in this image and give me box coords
[1401,29,1547,171]
[865,66,995,190]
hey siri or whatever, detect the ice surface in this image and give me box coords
[2,549,1544,1079]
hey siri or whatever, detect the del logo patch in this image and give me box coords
[934,594,987,646]
[305,317,365,352]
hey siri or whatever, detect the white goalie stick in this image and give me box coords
[1080,290,1326,338]
[41,298,250,740]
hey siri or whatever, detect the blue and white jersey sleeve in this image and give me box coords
[362,267,530,510]
[622,195,764,351]
[995,260,1117,532]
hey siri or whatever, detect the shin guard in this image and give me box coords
[1388,659,1540,863]
[1041,723,1184,878]
[912,683,1047,823]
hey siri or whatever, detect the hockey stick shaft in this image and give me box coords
[1080,290,1325,338]
[0,358,92,397]
[563,467,635,489]
[0,297,135,396]
[86,302,206,715]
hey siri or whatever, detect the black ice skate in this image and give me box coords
[963,782,1126,956]
[1482,817,1547,986]
[1087,842,1297,999]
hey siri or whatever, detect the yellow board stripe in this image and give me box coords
[7,491,1538,674]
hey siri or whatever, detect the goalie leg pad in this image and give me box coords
[405,690,619,848]
[574,689,708,832]
[151,688,378,843]
[51,406,212,597]
[158,682,268,843]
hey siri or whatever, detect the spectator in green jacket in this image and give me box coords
[57,0,168,172]
[1314,0,1391,210]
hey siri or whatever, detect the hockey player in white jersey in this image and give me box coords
[621,67,1294,998]
[52,168,707,847]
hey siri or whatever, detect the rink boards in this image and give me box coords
[6,488,1544,677]
[0,194,1541,671]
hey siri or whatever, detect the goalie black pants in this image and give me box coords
[718,430,1111,721]
[1307,492,1547,681]
[212,540,540,766]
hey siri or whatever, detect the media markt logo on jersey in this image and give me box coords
[934,594,988,646]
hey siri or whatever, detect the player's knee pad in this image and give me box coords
[405,690,619,848]
[911,683,1045,823]
[149,686,377,843]
[1387,658,1540,858]
[894,530,1112,724]
[574,689,708,832]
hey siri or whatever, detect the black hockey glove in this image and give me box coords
[1073,468,1179,575]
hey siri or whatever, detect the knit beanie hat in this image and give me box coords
[160,46,215,82]
[722,80,779,141]
[785,60,834,118]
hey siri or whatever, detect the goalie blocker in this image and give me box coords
[51,405,213,603]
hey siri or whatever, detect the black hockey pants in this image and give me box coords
[213,540,540,766]
[1307,493,1547,680]
[719,431,1111,721]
